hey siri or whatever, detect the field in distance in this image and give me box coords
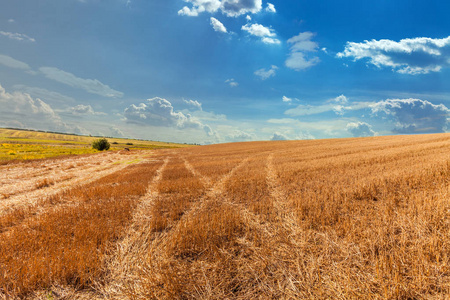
[0,128,190,161]
[1,133,450,299]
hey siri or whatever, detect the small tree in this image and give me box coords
[92,138,110,151]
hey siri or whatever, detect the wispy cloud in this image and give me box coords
[183,99,203,110]
[225,130,256,142]
[254,65,278,80]
[0,54,32,71]
[286,32,320,70]
[0,31,35,42]
[225,78,238,87]
[39,67,124,98]
[12,85,76,104]
[337,36,450,74]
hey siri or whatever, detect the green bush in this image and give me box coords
[92,138,110,151]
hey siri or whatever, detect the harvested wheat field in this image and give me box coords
[1,133,450,299]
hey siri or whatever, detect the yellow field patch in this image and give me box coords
[0,128,192,161]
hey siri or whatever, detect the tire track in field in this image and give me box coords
[266,153,299,232]
[182,157,212,187]
[0,153,146,216]
[102,157,170,295]
[181,155,275,237]
[146,155,251,245]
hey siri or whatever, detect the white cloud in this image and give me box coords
[210,17,227,33]
[296,132,315,140]
[225,130,256,142]
[271,132,288,140]
[0,54,32,70]
[110,126,124,137]
[346,122,376,137]
[0,83,84,134]
[337,36,450,74]
[285,103,336,116]
[284,95,371,117]
[246,15,252,21]
[265,3,276,13]
[39,67,123,98]
[370,98,450,133]
[12,85,76,105]
[242,23,280,44]
[254,65,278,80]
[178,0,262,17]
[282,96,292,103]
[8,19,15,23]
[0,31,35,42]
[261,37,280,45]
[334,94,348,104]
[225,78,238,87]
[123,97,214,135]
[242,23,274,37]
[286,32,320,71]
[69,104,106,116]
[183,99,203,110]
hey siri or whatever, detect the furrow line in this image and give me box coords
[266,153,299,232]
[101,157,170,295]
[182,156,275,238]
[182,157,212,187]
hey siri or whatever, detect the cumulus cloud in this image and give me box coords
[266,3,276,13]
[346,122,376,137]
[242,23,280,44]
[178,0,262,17]
[0,31,35,42]
[337,36,450,75]
[246,15,252,21]
[271,132,288,140]
[225,130,256,142]
[0,83,83,133]
[69,104,106,116]
[370,98,450,133]
[110,126,124,137]
[254,65,278,80]
[123,97,213,135]
[225,78,238,87]
[0,54,32,70]
[286,32,320,70]
[210,17,227,33]
[39,67,123,98]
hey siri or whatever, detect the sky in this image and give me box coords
[1,0,450,144]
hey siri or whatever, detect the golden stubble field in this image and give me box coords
[1,133,450,299]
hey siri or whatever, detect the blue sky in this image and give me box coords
[1,0,450,144]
